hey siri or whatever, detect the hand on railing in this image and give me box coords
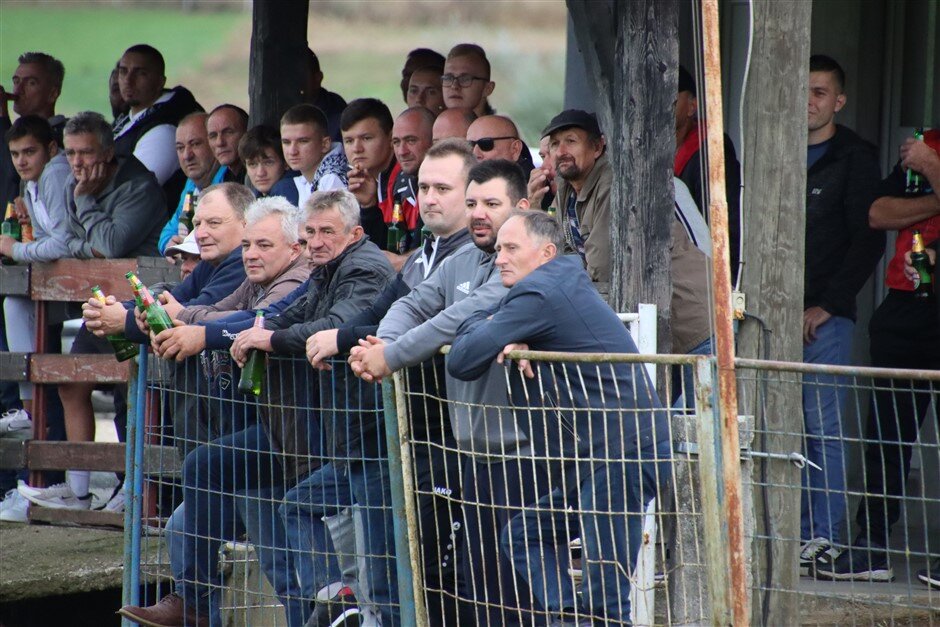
[306,329,339,371]
[83,294,128,336]
[348,335,390,383]
[498,342,535,379]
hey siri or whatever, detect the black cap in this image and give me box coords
[678,65,696,96]
[541,109,602,139]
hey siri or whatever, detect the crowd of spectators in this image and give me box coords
[0,39,938,627]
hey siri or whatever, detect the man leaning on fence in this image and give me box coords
[349,159,544,626]
[448,210,671,626]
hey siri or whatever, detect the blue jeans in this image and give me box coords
[177,424,307,626]
[502,438,671,624]
[801,315,853,542]
[280,459,398,625]
[672,336,714,410]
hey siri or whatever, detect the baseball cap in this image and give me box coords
[541,110,602,139]
[165,231,199,256]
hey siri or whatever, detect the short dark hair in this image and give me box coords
[511,209,565,253]
[340,98,393,135]
[281,104,329,135]
[678,65,696,96]
[447,43,491,79]
[307,48,321,75]
[401,48,446,99]
[467,159,527,205]
[18,52,65,92]
[238,125,284,163]
[123,44,165,76]
[423,137,476,178]
[809,54,846,92]
[5,114,55,146]
[209,104,249,131]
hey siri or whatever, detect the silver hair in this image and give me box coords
[18,52,65,91]
[244,196,301,244]
[305,189,361,232]
[511,209,565,253]
[64,111,114,152]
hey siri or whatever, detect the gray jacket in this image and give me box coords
[378,242,530,458]
[12,153,77,262]
[65,155,164,259]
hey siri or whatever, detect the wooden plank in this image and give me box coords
[29,353,129,384]
[0,263,29,296]
[28,506,123,528]
[0,439,27,469]
[735,1,812,624]
[248,0,309,128]
[30,258,137,302]
[26,441,125,472]
[0,351,29,382]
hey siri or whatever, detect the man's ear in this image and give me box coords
[835,93,847,113]
[47,140,59,157]
[483,80,495,99]
[510,138,523,162]
[542,242,557,262]
[321,134,332,155]
[516,198,531,211]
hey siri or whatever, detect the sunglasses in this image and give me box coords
[441,73,488,88]
[469,136,517,152]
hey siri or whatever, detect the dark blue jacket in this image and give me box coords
[448,255,668,461]
[123,248,246,343]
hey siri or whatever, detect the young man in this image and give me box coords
[795,55,885,575]
[447,210,670,625]
[442,43,495,117]
[341,98,397,249]
[238,125,291,197]
[350,159,542,626]
[207,104,248,183]
[406,66,445,114]
[270,104,348,209]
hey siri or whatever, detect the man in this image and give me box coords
[1,52,67,206]
[544,109,611,283]
[674,65,743,282]
[158,112,226,254]
[817,129,940,584]
[442,43,495,117]
[207,104,248,182]
[432,107,476,143]
[406,66,445,114]
[20,184,249,513]
[341,98,397,249]
[400,47,446,103]
[270,104,348,209]
[109,63,128,120]
[467,114,534,178]
[527,134,556,210]
[349,159,542,626]
[447,210,670,625]
[791,55,885,575]
[388,106,435,268]
[239,125,292,198]
[304,49,347,142]
[112,44,202,209]
[120,190,394,627]
[297,139,475,627]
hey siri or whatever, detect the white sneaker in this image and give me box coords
[0,408,32,437]
[0,483,29,522]
[800,537,840,575]
[99,487,126,514]
[18,482,91,510]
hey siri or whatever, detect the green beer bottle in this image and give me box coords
[906,129,925,195]
[90,286,139,362]
[2,202,21,241]
[386,202,405,254]
[238,310,266,396]
[126,272,174,334]
[179,192,195,236]
[911,230,934,298]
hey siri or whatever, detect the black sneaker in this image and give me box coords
[799,537,839,576]
[916,560,940,589]
[306,586,362,627]
[815,543,894,582]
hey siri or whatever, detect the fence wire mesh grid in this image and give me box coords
[128,350,940,626]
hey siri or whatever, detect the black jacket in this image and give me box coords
[804,125,885,320]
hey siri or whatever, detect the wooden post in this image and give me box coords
[248,0,310,128]
[567,0,678,358]
[736,0,812,624]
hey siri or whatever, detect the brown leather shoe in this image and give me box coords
[117,592,209,627]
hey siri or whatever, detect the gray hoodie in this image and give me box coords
[378,242,530,459]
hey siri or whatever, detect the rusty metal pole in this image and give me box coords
[700,0,748,624]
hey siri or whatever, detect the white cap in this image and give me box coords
[165,231,199,256]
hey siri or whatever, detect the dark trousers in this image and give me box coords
[459,454,550,626]
[857,290,940,548]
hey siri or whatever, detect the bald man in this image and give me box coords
[432,107,476,143]
[467,114,534,178]
[387,107,435,270]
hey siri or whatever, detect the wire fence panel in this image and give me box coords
[124,347,940,626]
[738,359,940,626]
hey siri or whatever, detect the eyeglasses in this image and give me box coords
[441,73,488,88]
[469,136,517,152]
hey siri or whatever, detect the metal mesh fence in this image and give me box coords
[124,348,940,626]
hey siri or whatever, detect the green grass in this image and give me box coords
[0,6,247,117]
